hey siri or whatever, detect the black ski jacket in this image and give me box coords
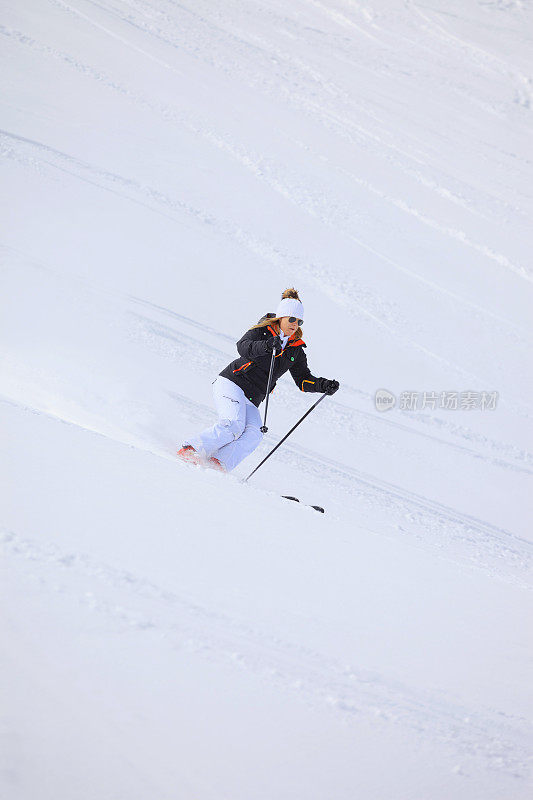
[219,316,324,407]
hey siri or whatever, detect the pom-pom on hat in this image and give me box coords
[276,288,304,321]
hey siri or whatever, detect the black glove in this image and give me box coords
[265,335,282,355]
[319,378,339,395]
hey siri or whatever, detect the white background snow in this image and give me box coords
[1,1,532,798]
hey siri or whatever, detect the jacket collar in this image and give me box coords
[267,323,305,347]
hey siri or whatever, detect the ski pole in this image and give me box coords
[260,346,277,433]
[244,393,327,482]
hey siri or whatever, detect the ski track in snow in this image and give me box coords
[2,10,529,234]
[1,526,530,780]
[3,4,531,292]
[2,1,532,277]
[406,0,532,110]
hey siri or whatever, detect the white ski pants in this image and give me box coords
[183,376,263,472]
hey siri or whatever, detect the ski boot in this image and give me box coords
[177,445,202,465]
[207,457,226,473]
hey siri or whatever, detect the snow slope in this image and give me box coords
[1,1,532,798]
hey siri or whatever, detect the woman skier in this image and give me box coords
[177,288,339,473]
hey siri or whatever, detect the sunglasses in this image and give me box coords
[288,316,304,325]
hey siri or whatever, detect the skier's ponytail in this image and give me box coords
[281,288,300,301]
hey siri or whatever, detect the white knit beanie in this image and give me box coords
[276,296,304,320]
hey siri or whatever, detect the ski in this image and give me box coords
[282,495,325,514]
